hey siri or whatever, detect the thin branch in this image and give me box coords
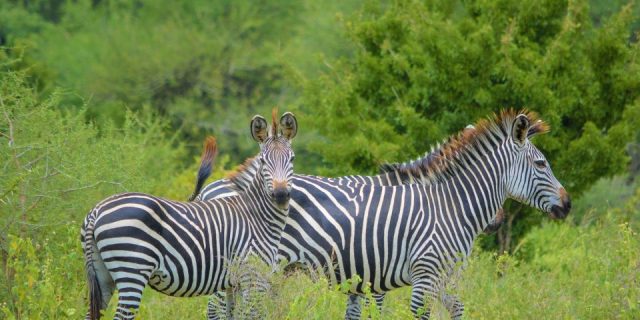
[1,109,14,148]
[60,180,128,194]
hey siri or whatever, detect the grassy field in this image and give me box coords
[1,1,639,318]
[3,178,638,319]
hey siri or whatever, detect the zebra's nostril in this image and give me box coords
[273,189,289,207]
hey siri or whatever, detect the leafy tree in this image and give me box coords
[301,0,640,251]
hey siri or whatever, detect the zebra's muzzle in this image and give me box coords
[273,188,290,209]
[550,188,571,219]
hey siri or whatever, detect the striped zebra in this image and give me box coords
[204,110,570,318]
[197,126,506,319]
[81,111,298,319]
[281,110,568,319]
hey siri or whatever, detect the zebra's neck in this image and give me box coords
[240,160,289,264]
[433,144,509,241]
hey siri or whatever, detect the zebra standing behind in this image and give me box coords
[196,125,505,319]
[201,110,570,319]
[81,111,298,319]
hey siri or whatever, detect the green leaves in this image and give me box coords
[304,0,640,190]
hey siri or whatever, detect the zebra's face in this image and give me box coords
[251,112,298,210]
[506,114,571,219]
[258,139,295,210]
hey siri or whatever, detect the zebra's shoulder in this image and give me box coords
[198,179,237,201]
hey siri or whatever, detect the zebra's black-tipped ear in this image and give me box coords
[527,119,550,138]
[279,112,297,140]
[512,114,530,147]
[251,115,269,143]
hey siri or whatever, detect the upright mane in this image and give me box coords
[380,109,548,183]
[227,157,258,192]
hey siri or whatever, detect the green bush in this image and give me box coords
[0,70,186,318]
[2,1,639,318]
[300,0,640,251]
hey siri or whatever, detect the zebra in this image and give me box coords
[81,111,298,319]
[201,110,570,318]
[196,124,506,319]
[272,110,569,319]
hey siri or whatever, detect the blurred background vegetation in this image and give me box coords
[1,0,639,318]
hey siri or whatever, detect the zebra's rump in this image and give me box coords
[90,193,251,297]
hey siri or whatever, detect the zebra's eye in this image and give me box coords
[260,157,266,164]
[534,159,546,168]
[290,155,295,162]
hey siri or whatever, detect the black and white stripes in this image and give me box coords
[199,110,570,319]
[81,112,298,320]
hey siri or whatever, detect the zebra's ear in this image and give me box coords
[279,112,297,140]
[527,119,549,138]
[251,115,269,143]
[512,114,530,147]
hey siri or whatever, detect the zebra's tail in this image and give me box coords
[188,136,218,201]
[83,214,102,320]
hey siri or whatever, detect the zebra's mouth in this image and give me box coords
[550,204,570,219]
[272,187,290,210]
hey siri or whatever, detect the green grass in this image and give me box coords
[4,201,637,319]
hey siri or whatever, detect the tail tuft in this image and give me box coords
[84,216,103,320]
[189,136,218,201]
[88,270,102,320]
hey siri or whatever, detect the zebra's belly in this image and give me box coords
[147,255,231,297]
[340,261,412,294]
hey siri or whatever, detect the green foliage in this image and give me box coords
[302,0,640,250]
[1,1,639,318]
[2,226,84,319]
[459,215,639,319]
[0,70,186,317]
[305,0,640,184]
[0,0,360,171]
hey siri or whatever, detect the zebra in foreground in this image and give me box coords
[205,110,569,319]
[197,125,506,319]
[81,111,298,319]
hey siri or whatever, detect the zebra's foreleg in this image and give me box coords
[344,294,362,320]
[441,293,464,320]
[363,293,386,318]
[410,273,439,320]
[367,293,385,315]
[207,291,228,320]
[225,288,235,319]
[236,267,270,319]
[344,292,385,320]
[483,208,505,234]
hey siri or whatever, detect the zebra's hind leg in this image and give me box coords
[442,293,464,320]
[207,291,228,320]
[344,294,362,320]
[112,273,150,320]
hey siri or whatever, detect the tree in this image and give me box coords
[301,0,640,251]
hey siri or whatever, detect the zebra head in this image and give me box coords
[505,113,571,219]
[250,111,297,210]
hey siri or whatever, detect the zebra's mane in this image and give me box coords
[380,109,549,183]
[227,156,259,193]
